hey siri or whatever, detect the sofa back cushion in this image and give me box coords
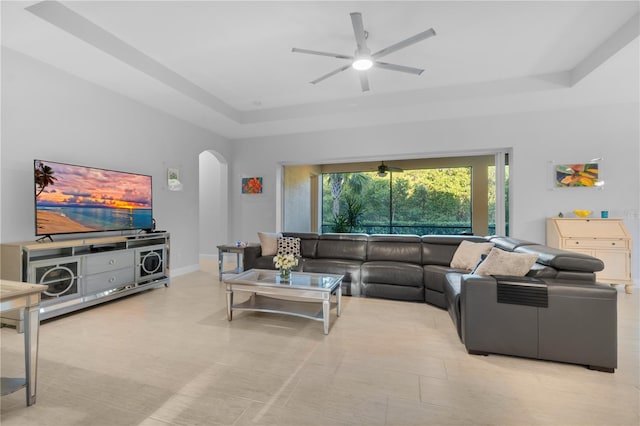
[488,236,538,252]
[515,245,604,272]
[316,233,368,261]
[367,234,422,264]
[283,232,318,258]
[421,235,488,266]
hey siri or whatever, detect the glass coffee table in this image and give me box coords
[223,269,343,335]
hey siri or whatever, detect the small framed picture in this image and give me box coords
[168,167,183,191]
[242,177,263,194]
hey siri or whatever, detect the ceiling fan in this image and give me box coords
[292,12,436,92]
[377,161,403,177]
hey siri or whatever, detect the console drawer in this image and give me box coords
[85,250,134,274]
[85,268,135,294]
[566,238,628,249]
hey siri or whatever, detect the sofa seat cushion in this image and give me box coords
[252,255,277,270]
[361,261,423,287]
[423,264,468,293]
[362,283,424,302]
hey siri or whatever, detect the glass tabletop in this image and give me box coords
[226,269,343,291]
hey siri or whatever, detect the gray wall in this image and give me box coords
[1,48,231,275]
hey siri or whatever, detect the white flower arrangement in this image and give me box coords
[273,253,298,270]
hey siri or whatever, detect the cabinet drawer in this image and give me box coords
[85,251,134,274]
[85,268,135,294]
[565,239,628,249]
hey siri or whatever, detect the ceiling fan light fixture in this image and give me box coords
[377,171,388,177]
[352,56,373,71]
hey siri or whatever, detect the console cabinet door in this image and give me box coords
[28,257,82,302]
[596,249,631,282]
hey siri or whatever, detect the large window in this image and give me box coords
[282,154,509,236]
[322,168,473,235]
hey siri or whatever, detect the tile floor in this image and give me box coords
[1,262,638,426]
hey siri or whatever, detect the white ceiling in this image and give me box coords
[2,1,639,139]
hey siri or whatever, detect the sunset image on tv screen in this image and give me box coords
[35,160,152,235]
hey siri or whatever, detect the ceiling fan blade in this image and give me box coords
[388,166,404,172]
[350,12,368,51]
[374,61,424,75]
[372,28,436,59]
[292,48,353,60]
[310,64,351,84]
[359,72,370,92]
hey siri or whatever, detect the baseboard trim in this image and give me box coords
[170,264,200,277]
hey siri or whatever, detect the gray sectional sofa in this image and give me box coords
[243,232,617,372]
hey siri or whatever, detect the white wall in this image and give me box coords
[1,48,231,274]
[230,103,640,280]
[199,150,228,257]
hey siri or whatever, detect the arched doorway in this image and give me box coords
[199,150,228,271]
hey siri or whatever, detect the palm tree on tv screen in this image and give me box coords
[35,161,57,197]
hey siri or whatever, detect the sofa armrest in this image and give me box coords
[460,274,617,370]
[461,275,538,356]
[242,245,262,271]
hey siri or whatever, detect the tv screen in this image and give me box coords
[34,160,153,236]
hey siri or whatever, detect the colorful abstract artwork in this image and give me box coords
[242,177,263,194]
[555,163,600,187]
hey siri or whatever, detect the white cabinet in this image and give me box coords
[546,218,632,293]
[1,233,170,327]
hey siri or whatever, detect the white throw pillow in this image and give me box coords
[473,248,539,277]
[450,240,495,270]
[257,231,282,256]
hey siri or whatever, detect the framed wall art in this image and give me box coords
[551,160,603,189]
[242,177,263,194]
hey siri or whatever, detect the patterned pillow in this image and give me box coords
[277,237,301,256]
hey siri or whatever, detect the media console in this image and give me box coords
[0,232,169,330]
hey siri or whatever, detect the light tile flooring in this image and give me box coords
[1,262,638,426]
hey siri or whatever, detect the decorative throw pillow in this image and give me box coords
[450,240,495,270]
[473,248,539,277]
[277,237,301,257]
[257,231,282,256]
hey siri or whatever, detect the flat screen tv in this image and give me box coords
[34,160,153,236]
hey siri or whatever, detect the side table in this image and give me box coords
[216,243,260,281]
[0,280,47,406]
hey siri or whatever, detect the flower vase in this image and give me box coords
[279,268,291,280]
